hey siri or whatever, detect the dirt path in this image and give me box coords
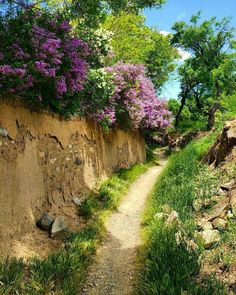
[80,159,167,295]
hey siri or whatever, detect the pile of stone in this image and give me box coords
[194,180,236,249]
[154,205,198,251]
[36,213,69,239]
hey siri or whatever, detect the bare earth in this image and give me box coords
[80,159,167,295]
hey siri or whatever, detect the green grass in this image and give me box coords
[137,132,227,295]
[0,162,149,295]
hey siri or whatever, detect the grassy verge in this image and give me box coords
[0,162,150,295]
[137,131,229,295]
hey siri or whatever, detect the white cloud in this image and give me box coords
[177,48,191,61]
[159,30,171,37]
[159,30,191,61]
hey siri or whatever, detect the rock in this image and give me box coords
[205,197,229,221]
[199,229,221,249]
[186,239,198,251]
[38,151,45,158]
[204,119,236,167]
[75,158,83,166]
[227,210,234,219]
[36,213,54,231]
[50,216,69,239]
[166,210,179,224]
[0,127,8,137]
[197,218,213,230]
[218,188,228,196]
[73,197,82,206]
[212,218,227,230]
[229,188,236,215]
[49,158,56,164]
[193,199,203,212]
[211,195,226,203]
[220,181,235,191]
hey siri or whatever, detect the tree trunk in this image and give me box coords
[175,94,187,128]
[207,103,219,130]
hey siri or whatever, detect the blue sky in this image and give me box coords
[144,0,236,99]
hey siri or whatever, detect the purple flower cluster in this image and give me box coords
[0,8,89,102]
[93,62,171,129]
[94,107,116,126]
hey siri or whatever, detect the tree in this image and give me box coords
[103,12,178,89]
[46,0,166,28]
[172,13,236,129]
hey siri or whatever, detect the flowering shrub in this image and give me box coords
[0,4,171,130]
[90,63,171,129]
[78,69,115,126]
[0,6,89,113]
[77,27,113,68]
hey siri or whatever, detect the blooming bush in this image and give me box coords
[89,63,171,130]
[0,4,171,130]
[77,27,113,68]
[0,6,89,113]
[78,69,115,125]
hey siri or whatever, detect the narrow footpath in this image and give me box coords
[80,158,167,295]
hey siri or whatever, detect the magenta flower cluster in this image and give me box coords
[0,8,89,101]
[92,63,171,129]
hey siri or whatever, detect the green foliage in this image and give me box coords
[221,92,236,120]
[103,12,179,89]
[172,13,236,129]
[44,0,166,28]
[138,133,227,295]
[77,68,115,120]
[168,98,191,121]
[0,258,25,295]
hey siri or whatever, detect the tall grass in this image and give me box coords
[0,163,149,295]
[137,132,227,295]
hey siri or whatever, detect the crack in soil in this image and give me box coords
[80,159,167,295]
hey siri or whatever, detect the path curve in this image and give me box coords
[80,159,167,295]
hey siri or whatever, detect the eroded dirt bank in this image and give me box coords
[0,95,146,258]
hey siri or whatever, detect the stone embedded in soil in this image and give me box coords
[199,229,221,249]
[36,213,54,231]
[197,218,213,230]
[0,127,8,137]
[220,181,235,191]
[75,158,83,166]
[218,188,228,196]
[73,197,82,206]
[205,197,229,221]
[50,216,69,239]
[212,218,227,230]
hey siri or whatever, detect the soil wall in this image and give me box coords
[0,95,146,258]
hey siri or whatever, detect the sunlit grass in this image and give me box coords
[137,132,228,295]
